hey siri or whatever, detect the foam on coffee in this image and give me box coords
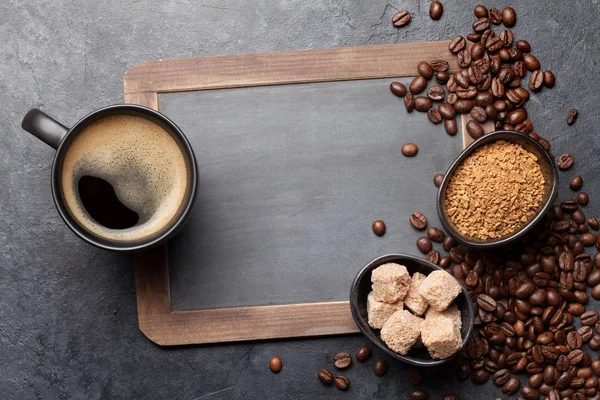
[61,114,188,242]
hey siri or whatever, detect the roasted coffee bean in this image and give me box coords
[579,327,593,343]
[390,81,407,97]
[570,176,583,190]
[427,227,445,242]
[433,173,444,188]
[406,367,423,385]
[502,7,517,27]
[582,310,599,326]
[404,92,415,112]
[410,76,427,94]
[516,40,531,52]
[471,106,487,122]
[415,96,433,112]
[590,335,600,351]
[568,108,579,125]
[561,198,579,212]
[544,70,556,87]
[477,294,497,311]
[455,71,470,89]
[439,255,450,269]
[457,50,472,68]
[508,108,528,125]
[449,35,466,53]
[568,303,585,315]
[269,356,282,373]
[498,67,514,84]
[521,386,538,400]
[572,210,586,224]
[435,71,450,84]
[438,103,455,119]
[471,43,486,61]
[486,36,504,52]
[489,7,502,24]
[579,367,593,379]
[512,61,527,79]
[471,369,490,385]
[506,88,523,105]
[318,368,333,384]
[567,331,583,349]
[474,91,493,108]
[524,54,541,71]
[334,352,352,369]
[473,17,490,33]
[468,65,484,84]
[429,1,443,20]
[467,32,482,42]
[426,249,440,265]
[427,86,445,101]
[372,219,386,236]
[529,373,544,388]
[334,375,349,390]
[418,61,434,79]
[516,280,536,298]
[593,285,600,300]
[592,360,600,376]
[454,99,474,114]
[529,70,544,91]
[474,5,488,18]
[427,108,443,124]
[410,389,429,400]
[373,359,388,376]
[493,369,510,386]
[466,120,484,140]
[392,10,411,27]
[484,105,497,120]
[558,154,575,170]
[447,92,458,104]
[355,345,371,362]
[442,235,456,252]
[457,364,471,382]
[431,60,449,72]
[578,192,589,206]
[410,212,428,230]
[503,376,520,394]
[544,365,557,385]
[500,30,514,48]
[580,232,596,247]
[442,118,457,136]
[457,87,477,99]
[568,349,584,365]
[417,236,432,254]
[442,395,460,400]
[491,77,505,98]
[498,48,511,63]
[542,345,560,363]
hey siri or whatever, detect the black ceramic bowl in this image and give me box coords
[350,254,474,367]
[437,130,558,249]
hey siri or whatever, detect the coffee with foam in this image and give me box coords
[61,114,188,242]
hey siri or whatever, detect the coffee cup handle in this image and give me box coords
[22,108,69,150]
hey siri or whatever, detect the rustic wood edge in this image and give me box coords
[124,41,481,346]
[123,41,459,94]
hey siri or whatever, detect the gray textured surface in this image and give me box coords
[2,0,600,399]
[162,78,461,311]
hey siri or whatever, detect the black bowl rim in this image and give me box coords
[436,130,559,249]
[349,253,475,367]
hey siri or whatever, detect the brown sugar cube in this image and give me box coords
[421,315,462,359]
[418,270,462,311]
[371,263,410,303]
[380,309,424,355]
[367,291,403,329]
[426,303,462,331]
[404,272,429,316]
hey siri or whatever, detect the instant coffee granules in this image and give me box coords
[445,140,544,240]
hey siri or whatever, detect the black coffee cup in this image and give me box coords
[21,105,198,251]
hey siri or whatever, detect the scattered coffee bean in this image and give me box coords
[318,368,333,384]
[568,108,579,125]
[355,346,371,362]
[523,54,541,71]
[591,217,600,230]
[558,154,574,170]
[269,356,282,373]
[438,103,455,119]
[570,176,583,190]
[372,220,386,236]
[466,120,484,140]
[471,106,487,122]
[410,76,428,94]
[431,60,449,72]
[417,61,434,79]
[410,389,429,400]
[457,364,471,382]
[449,35,466,53]
[415,96,433,112]
[406,367,423,385]
[582,310,599,326]
[373,359,388,377]
[543,70,556,87]
[429,1,443,20]
[404,92,415,112]
[428,108,443,124]
[435,71,450,84]
[427,226,445,242]
[516,40,531,52]
[334,375,349,390]
[444,118,458,136]
[593,285,600,300]
[454,99,474,114]
[578,192,589,206]
[402,143,419,157]
[434,173,444,187]
[443,395,460,400]
[417,236,433,254]
[471,369,490,384]
[392,10,411,27]
[390,81,407,97]
[334,352,352,369]
[489,7,502,24]
[427,86,445,101]
[529,70,544,91]
[502,7,517,27]
[474,5,488,18]
[503,376,521,394]
[472,17,490,33]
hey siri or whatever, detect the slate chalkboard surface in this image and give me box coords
[160,77,462,311]
[123,41,484,345]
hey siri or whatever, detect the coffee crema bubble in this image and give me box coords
[61,114,188,242]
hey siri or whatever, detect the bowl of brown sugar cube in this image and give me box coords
[350,254,475,366]
[437,130,558,249]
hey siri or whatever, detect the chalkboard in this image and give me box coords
[124,41,483,346]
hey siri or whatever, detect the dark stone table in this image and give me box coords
[2,1,599,398]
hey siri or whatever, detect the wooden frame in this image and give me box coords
[124,41,491,346]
